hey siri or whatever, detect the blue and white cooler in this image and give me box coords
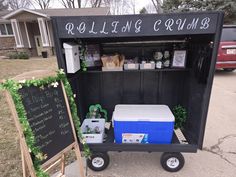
[113,105,175,144]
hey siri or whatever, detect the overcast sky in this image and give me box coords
[44,0,151,14]
[135,0,150,12]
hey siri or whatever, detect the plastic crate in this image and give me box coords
[81,119,105,143]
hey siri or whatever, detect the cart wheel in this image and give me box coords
[87,152,110,171]
[160,152,185,172]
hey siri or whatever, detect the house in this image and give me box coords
[0,7,110,57]
[0,10,15,56]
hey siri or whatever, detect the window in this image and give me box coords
[6,24,13,35]
[0,23,13,36]
[221,27,236,41]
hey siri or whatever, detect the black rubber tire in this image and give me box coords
[160,152,185,172]
[223,68,235,72]
[87,152,110,171]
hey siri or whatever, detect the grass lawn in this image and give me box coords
[0,57,57,177]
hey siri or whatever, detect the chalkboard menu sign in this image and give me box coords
[18,81,74,164]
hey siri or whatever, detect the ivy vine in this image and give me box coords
[78,40,88,71]
[0,69,91,177]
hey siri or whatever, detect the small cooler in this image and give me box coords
[113,105,175,144]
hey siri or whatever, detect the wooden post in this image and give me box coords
[61,82,86,177]
[44,158,61,173]
[3,71,87,177]
[20,142,29,177]
[61,154,65,175]
[5,91,37,177]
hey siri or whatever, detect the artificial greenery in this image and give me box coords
[57,70,91,157]
[78,41,88,71]
[172,105,187,130]
[86,104,108,122]
[0,69,91,177]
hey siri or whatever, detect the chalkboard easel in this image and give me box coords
[3,70,85,177]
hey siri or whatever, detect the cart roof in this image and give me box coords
[52,11,223,39]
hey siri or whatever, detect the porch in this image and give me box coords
[3,9,54,57]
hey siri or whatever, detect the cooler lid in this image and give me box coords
[113,104,175,122]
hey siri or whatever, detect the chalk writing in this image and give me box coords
[165,18,174,31]
[176,18,186,31]
[89,21,97,34]
[18,82,74,164]
[77,22,86,33]
[65,23,74,35]
[134,19,142,33]
[200,17,210,29]
[100,22,109,34]
[121,21,132,33]
[187,18,199,30]
[154,20,162,31]
[59,13,219,38]
[111,21,119,33]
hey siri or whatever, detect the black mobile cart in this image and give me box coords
[52,12,224,172]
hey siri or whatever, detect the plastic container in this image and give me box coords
[113,105,175,144]
[42,51,48,58]
[140,63,155,70]
[124,63,139,70]
[81,119,105,143]
[102,67,123,71]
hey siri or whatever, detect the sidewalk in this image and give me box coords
[52,161,83,177]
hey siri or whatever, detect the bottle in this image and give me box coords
[154,51,163,69]
[163,51,170,68]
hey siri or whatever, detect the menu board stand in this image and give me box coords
[3,70,85,177]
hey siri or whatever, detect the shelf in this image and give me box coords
[79,68,190,74]
[86,128,198,153]
[101,40,187,47]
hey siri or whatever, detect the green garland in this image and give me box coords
[57,70,91,157]
[78,40,88,71]
[0,69,91,177]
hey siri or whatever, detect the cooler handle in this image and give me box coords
[91,120,100,123]
[137,119,150,121]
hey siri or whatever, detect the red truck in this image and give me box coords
[217,25,236,72]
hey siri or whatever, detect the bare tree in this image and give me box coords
[75,0,137,14]
[7,0,31,10]
[151,0,163,13]
[129,0,136,14]
[84,0,106,8]
[33,0,52,9]
[103,0,132,15]
[60,0,81,8]
[91,0,102,7]
[145,2,158,14]
[0,0,8,10]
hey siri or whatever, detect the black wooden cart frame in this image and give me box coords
[52,11,224,172]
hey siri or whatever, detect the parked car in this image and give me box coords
[216,25,236,72]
